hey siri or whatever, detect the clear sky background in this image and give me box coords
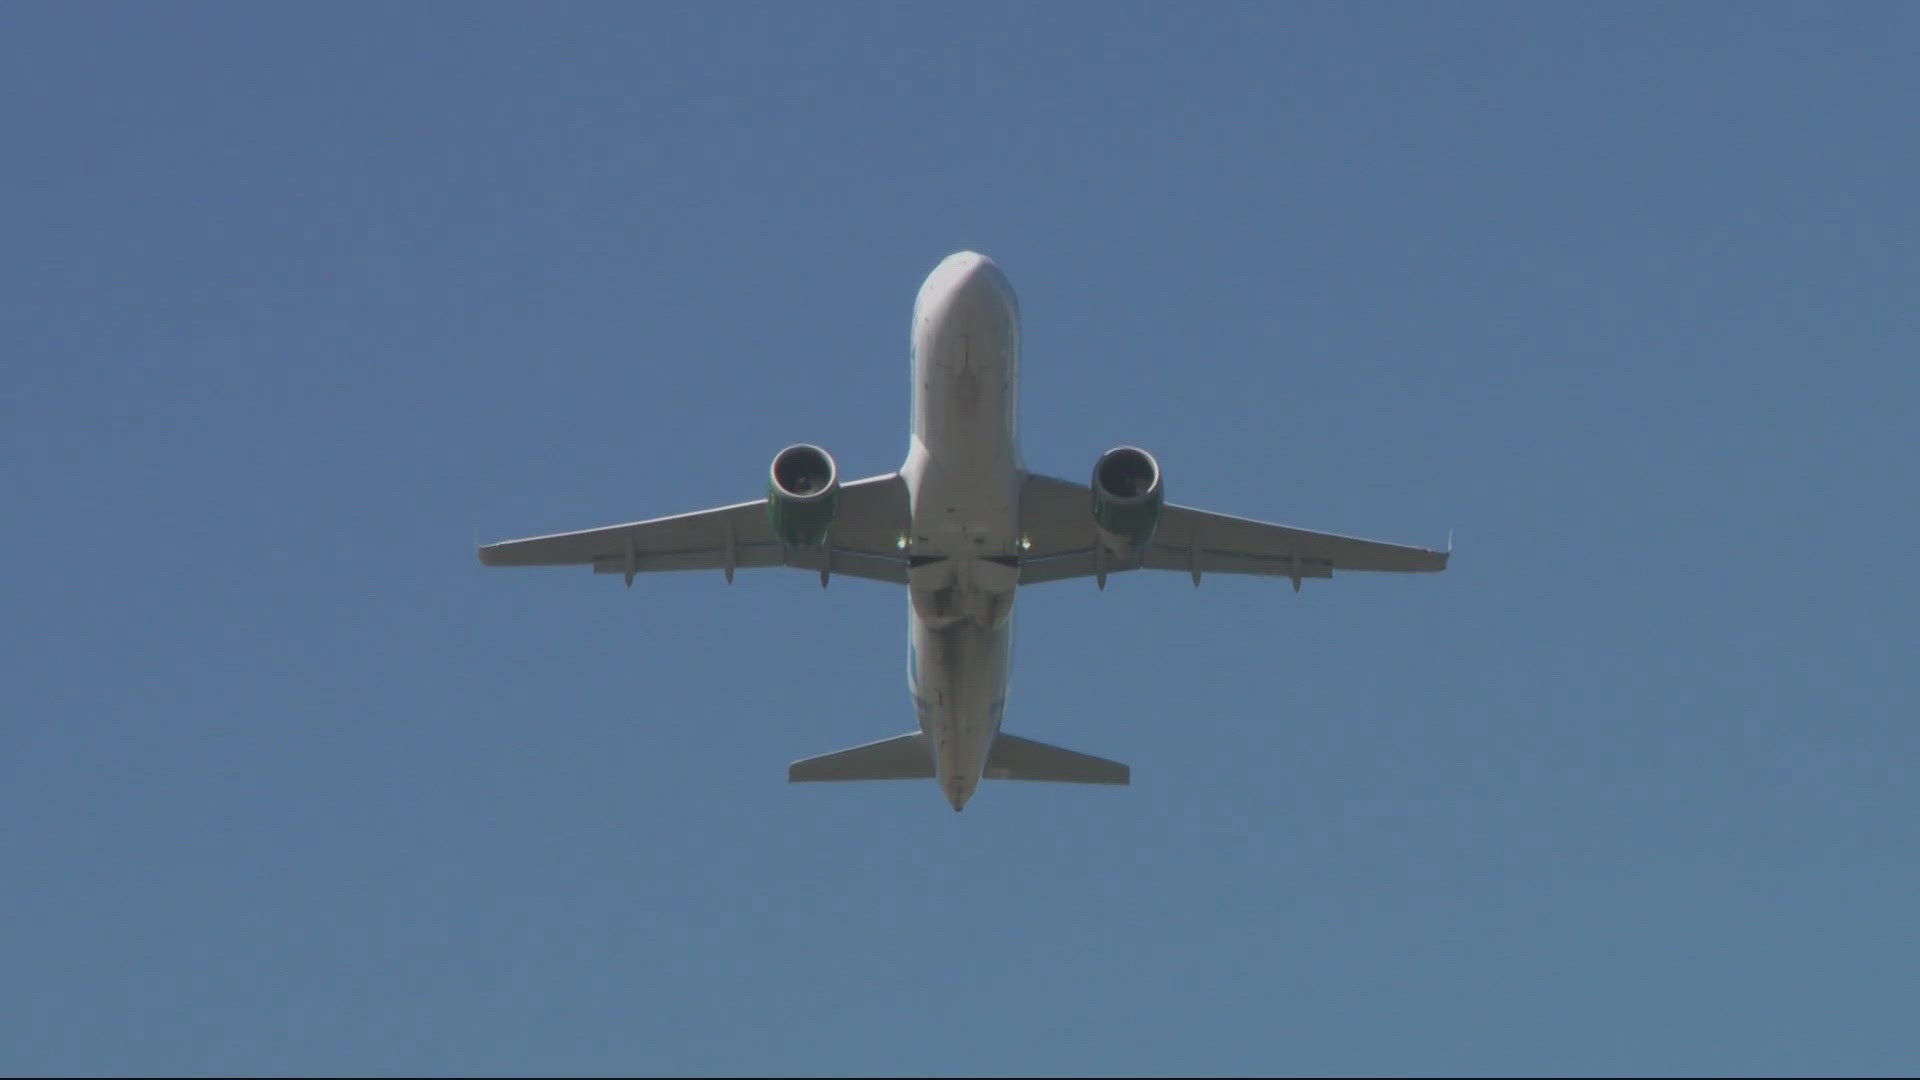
[3,5,1916,1076]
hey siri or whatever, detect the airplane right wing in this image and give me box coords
[477,472,912,585]
[1016,472,1448,587]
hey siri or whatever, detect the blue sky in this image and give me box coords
[3,5,1916,1075]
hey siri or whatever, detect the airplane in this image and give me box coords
[477,251,1449,810]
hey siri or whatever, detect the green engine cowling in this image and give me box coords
[767,443,840,548]
[1091,445,1163,545]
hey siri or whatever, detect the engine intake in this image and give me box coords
[1091,446,1163,546]
[767,444,840,548]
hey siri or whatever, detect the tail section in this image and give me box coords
[788,733,932,782]
[984,732,1129,785]
[787,730,1129,787]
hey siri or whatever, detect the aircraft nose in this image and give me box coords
[916,250,1018,328]
[951,251,1003,292]
[942,252,1015,320]
[938,249,989,274]
[946,250,992,276]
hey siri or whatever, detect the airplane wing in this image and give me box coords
[1016,472,1448,587]
[477,472,912,585]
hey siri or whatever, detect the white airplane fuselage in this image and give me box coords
[898,252,1023,811]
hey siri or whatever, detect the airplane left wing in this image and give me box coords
[1017,472,1448,587]
[477,472,912,585]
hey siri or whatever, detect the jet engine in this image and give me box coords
[767,444,840,548]
[1091,445,1163,546]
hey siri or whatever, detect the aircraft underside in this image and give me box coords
[477,251,1449,810]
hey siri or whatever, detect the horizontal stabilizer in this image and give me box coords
[788,733,933,782]
[985,732,1129,785]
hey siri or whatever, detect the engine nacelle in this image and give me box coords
[1091,445,1163,546]
[767,444,840,548]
